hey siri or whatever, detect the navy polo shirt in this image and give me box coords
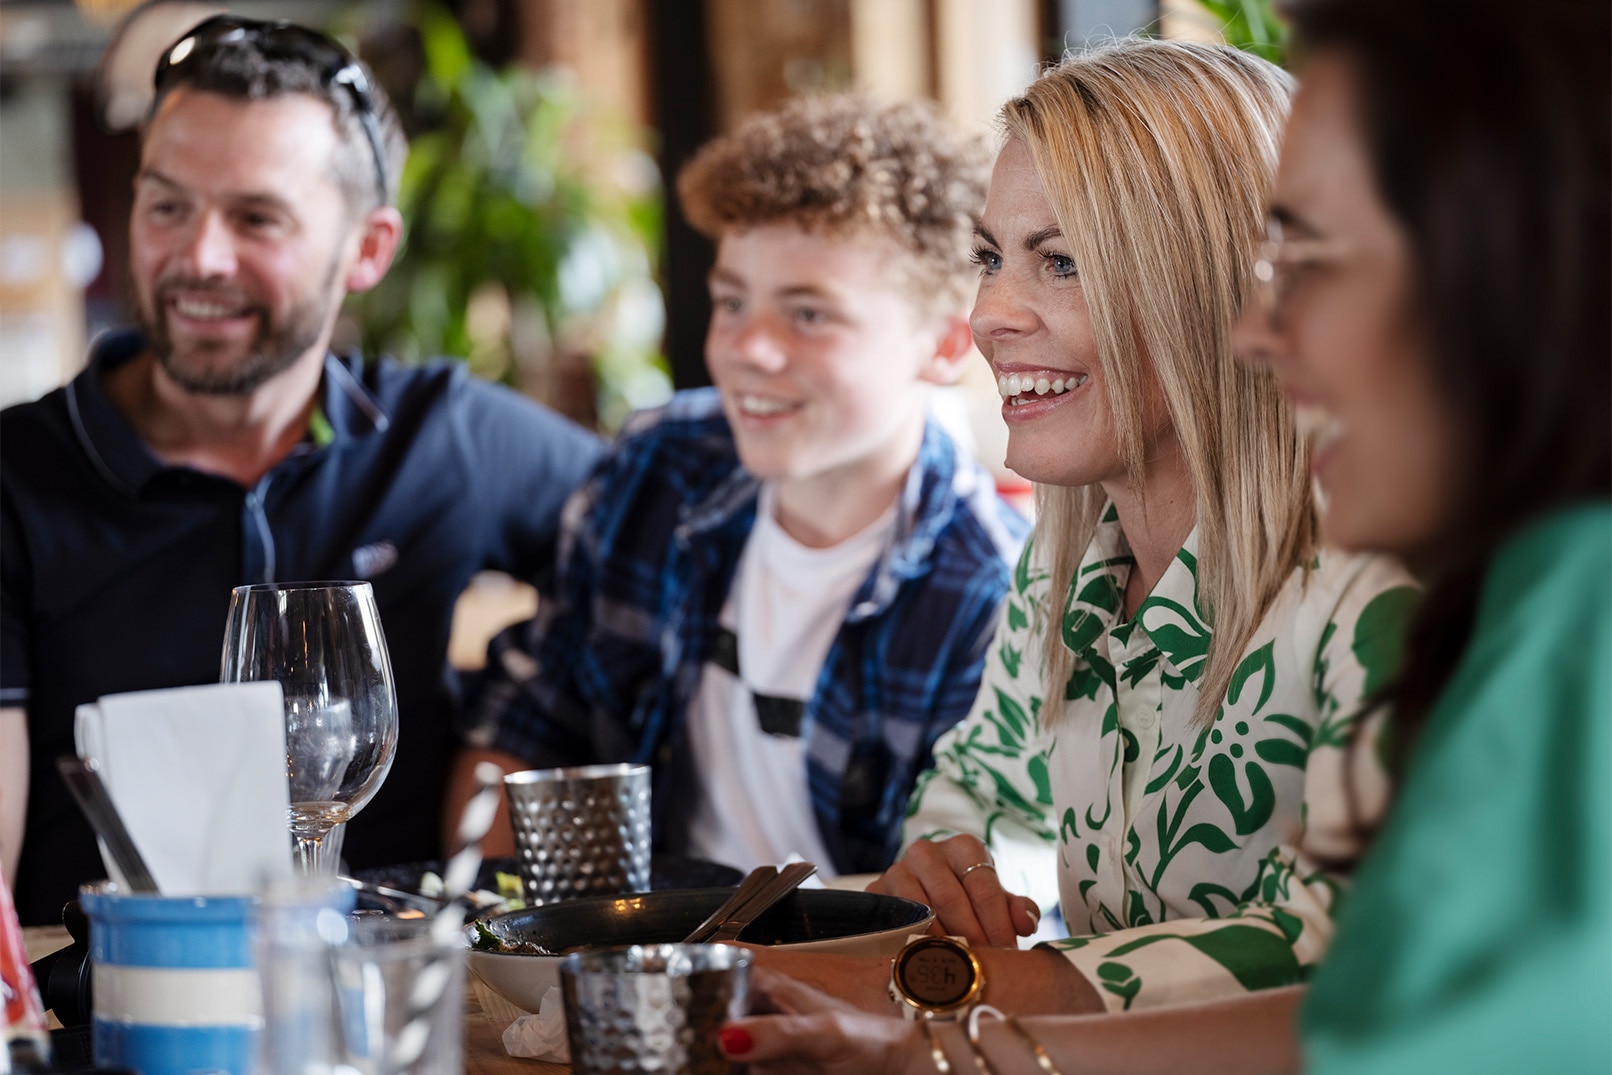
[1,331,604,924]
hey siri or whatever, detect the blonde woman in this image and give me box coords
[745,38,1414,1026]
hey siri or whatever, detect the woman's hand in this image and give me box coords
[718,967,930,1075]
[869,835,1040,947]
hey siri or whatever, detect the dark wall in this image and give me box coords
[69,83,139,336]
[647,0,716,391]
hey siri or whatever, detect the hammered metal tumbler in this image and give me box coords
[562,944,751,1075]
[503,763,652,905]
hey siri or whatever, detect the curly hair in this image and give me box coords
[676,93,991,311]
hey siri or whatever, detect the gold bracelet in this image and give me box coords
[966,1005,1066,1075]
[962,1004,1006,1075]
[1004,1015,1065,1075]
[920,1016,952,1074]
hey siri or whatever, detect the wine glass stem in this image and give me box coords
[293,821,345,874]
[293,835,331,873]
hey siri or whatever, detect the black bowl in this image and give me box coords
[352,854,744,898]
[477,885,931,951]
[466,886,934,1012]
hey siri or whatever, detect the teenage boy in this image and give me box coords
[449,95,1027,875]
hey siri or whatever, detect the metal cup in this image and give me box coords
[561,944,751,1075]
[503,763,652,905]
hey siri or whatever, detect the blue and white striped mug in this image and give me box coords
[79,883,260,1075]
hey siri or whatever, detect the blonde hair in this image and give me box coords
[1005,39,1315,726]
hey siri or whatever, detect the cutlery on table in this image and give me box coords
[337,875,454,918]
[706,861,819,944]
[681,864,778,944]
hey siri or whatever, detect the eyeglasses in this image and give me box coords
[152,15,389,207]
[1250,217,1350,327]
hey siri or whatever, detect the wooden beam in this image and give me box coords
[932,0,1042,133]
[849,0,932,101]
[517,0,653,128]
[705,0,853,130]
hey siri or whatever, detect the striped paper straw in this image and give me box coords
[391,761,503,1069]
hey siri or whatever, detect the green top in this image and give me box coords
[905,503,1415,1011]
[1304,503,1612,1072]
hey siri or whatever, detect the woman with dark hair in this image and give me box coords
[1243,0,1610,1069]
[711,0,1609,1070]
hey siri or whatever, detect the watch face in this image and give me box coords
[894,938,980,1011]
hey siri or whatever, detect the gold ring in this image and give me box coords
[961,861,996,878]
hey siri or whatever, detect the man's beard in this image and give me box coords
[135,261,341,396]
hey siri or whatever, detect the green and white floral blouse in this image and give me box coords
[904,505,1416,1012]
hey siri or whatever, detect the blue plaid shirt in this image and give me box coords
[466,388,1028,874]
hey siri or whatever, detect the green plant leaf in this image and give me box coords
[346,3,668,430]
[419,5,474,85]
[1193,0,1288,65]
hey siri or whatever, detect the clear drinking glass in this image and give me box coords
[256,879,463,1075]
[220,582,398,873]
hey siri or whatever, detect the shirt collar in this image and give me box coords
[67,331,389,496]
[848,419,962,621]
[675,400,967,623]
[1063,505,1210,682]
[66,330,162,496]
[317,352,390,440]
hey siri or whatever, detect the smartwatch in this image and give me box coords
[889,935,984,1021]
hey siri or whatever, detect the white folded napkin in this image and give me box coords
[501,986,570,1062]
[75,682,294,896]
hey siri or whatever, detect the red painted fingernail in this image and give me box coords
[719,1026,754,1056]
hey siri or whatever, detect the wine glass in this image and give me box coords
[221,582,398,873]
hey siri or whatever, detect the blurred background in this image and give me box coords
[0,0,1279,652]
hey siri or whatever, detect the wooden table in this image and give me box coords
[23,925,567,1074]
[464,981,569,1074]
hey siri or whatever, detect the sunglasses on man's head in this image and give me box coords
[153,14,389,207]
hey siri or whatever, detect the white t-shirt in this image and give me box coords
[685,484,897,872]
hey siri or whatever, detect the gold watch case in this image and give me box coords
[891,935,984,1018]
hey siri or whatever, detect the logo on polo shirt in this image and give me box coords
[352,540,398,578]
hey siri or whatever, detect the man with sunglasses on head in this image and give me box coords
[0,16,603,923]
